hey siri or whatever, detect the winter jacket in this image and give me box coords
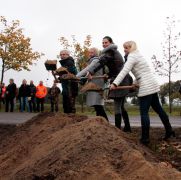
[77,56,105,106]
[59,56,78,96]
[48,86,60,103]
[29,84,36,97]
[6,83,17,99]
[113,50,160,97]
[36,85,47,99]
[19,84,30,97]
[88,44,133,99]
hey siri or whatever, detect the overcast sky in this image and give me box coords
[0,0,181,87]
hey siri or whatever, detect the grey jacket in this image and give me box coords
[77,56,105,106]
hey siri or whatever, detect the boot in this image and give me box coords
[161,118,175,140]
[140,126,150,145]
[115,114,122,129]
[122,110,132,132]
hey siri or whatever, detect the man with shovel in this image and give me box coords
[59,50,78,113]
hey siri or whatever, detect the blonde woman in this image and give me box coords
[110,41,175,145]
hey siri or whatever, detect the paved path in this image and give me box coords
[108,115,181,127]
[0,112,38,125]
[0,112,180,127]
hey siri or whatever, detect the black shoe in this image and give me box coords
[140,138,150,145]
[123,127,132,133]
[163,131,175,140]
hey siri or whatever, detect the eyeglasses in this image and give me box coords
[60,53,68,56]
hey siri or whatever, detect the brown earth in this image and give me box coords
[0,113,181,180]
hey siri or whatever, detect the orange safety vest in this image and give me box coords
[35,85,47,98]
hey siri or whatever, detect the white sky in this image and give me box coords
[0,0,181,87]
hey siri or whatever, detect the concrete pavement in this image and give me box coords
[0,112,38,125]
[108,115,181,127]
[0,112,180,127]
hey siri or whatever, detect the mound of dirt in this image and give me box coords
[0,113,181,180]
[80,82,102,92]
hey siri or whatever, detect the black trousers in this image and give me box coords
[36,98,45,112]
[62,95,76,113]
[5,97,15,112]
[29,96,36,112]
[94,105,108,121]
[50,99,59,112]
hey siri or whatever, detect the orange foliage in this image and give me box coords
[58,35,92,71]
[0,16,43,78]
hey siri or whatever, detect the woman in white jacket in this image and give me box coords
[110,41,175,145]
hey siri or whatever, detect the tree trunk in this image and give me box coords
[168,34,172,114]
[168,76,172,114]
[1,59,5,84]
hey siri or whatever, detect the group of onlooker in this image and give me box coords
[0,79,51,113]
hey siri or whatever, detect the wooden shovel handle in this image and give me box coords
[112,84,139,90]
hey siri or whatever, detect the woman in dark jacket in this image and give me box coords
[88,36,133,131]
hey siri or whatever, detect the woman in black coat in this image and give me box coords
[88,36,133,131]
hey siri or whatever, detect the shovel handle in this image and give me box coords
[110,84,139,90]
[80,74,108,80]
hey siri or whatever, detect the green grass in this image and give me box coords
[0,102,180,116]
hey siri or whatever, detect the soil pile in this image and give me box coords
[0,113,181,180]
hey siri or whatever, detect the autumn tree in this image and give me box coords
[152,16,181,113]
[0,16,43,83]
[59,35,91,71]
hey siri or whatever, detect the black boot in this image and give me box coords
[115,114,122,129]
[94,105,109,121]
[122,110,131,132]
[140,126,150,145]
[161,118,175,140]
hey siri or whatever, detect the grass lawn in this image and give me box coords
[0,102,180,117]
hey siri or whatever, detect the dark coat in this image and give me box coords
[29,84,36,97]
[89,44,133,99]
[19,84,31,97]
[48,86,61,103]
[6,83,17,99]
[59,56,78,96]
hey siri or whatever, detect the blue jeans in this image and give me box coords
[20,97,30,112]
[139,93,172,139]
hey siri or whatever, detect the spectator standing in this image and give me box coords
[35,81,47,112]
[19,79,30,112]
[48,82,61,112]
[0,83,6,105]
[5,79,17,112]
[29,80,36,112]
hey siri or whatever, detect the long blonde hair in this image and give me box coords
[123,41,137,53]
